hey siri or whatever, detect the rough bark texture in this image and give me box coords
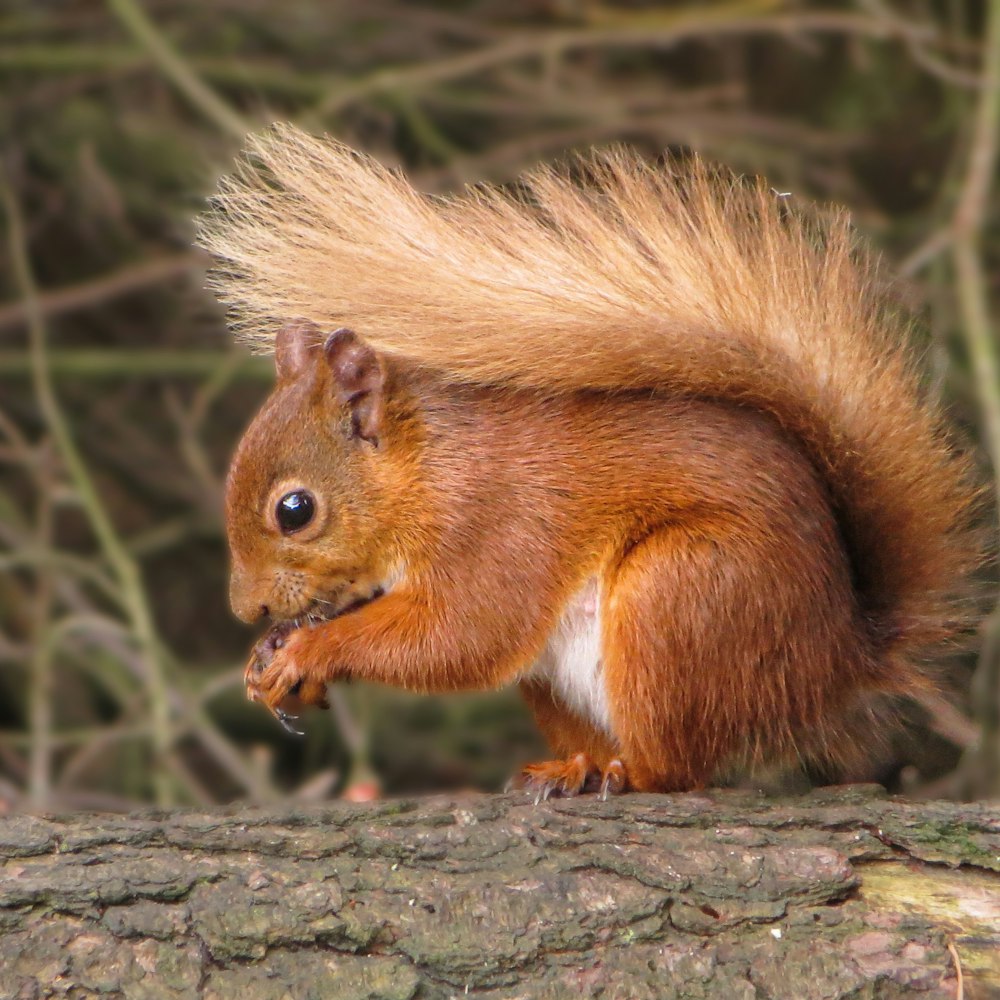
[0,785,997,999]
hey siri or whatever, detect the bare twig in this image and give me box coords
[164,386,224,509]
[897,227,953,278]
[914,691,980,751]
[0,724,150,752]
[104,0,249,139]
[857,0,983,88]
[1,170,176,805]
[0,551,125,609]
[316,7,961,117]
[28,442,56,807]
[0,253,200,333]
[951,0,1000,798]
[0,349,270,380]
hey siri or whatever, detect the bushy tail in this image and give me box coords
[199,123,980,657]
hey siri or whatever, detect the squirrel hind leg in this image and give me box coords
[516,679,627,799]
[601,521,872,792]
[514,755,629,801]
[518,753,600,800]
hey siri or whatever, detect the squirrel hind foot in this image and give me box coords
[515,754,628,802]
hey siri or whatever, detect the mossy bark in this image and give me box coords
[0,785,997,999]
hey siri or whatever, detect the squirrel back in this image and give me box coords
[200,124,980,668]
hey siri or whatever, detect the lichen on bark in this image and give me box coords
[0,786,997,999]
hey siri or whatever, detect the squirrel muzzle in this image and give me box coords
[229,568,269,624]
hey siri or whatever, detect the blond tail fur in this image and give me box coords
[199,122,980,659]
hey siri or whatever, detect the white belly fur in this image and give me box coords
[528,578,612,733]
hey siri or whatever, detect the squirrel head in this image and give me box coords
[225,321,406,625]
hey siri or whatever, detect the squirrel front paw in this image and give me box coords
[245,623,331,733]
[245,620,297,680]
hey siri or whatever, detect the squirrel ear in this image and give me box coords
[274,320,323,381]
[324,329,384,446]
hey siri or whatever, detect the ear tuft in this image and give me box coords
[324,329,384,446]
[275,320,323,381]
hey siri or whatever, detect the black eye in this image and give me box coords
[275,491,315,533]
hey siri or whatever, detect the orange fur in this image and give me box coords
[519,679,620,770]
[204,126,980,792]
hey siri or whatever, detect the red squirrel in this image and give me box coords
[201,124,979,795]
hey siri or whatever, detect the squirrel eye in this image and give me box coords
[275,490,315,533]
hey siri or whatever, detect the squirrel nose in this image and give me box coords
[232,596,265,625]
[230,572,267,624]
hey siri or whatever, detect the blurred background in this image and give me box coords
[0,0,997,810]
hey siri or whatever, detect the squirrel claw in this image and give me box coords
[244,625,333,731]
[517,754,628,801]
[519,753,598,801]
[533,782,556,806]
[273,706,305,737]
[599,759,627,800]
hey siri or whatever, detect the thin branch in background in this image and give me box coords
[162,750,215,806]
[28,441,56,807]
[164,386,225,511]
[914,691,980,751]
[160,350,252,510]
[857,0,984,88]
[0,481,229,807]
[313,6,967,118]
[186,349,253,430]
[0,550,125,611]
[950,0,1000,798]
[125,515,214,559]
[185,704,281,803]
[0,0,994,806]
[1,168,176,806]
[0,405,33,456]
[0,741,27,792]
[0,349,270,380]
[0,253,201,333]
[0,723,150,752]
[328,687,378,798]
[104,0,250,139]
[898,227,954,278]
